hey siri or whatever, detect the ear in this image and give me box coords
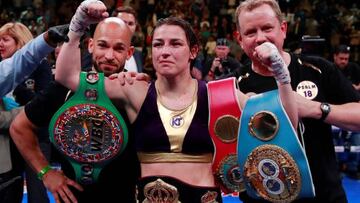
[127,46,135,60]
[234,31,243,48]
[88,38,94,54]
[190,45,199,60]
[280,21,288,39]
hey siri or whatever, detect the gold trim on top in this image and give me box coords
[138,152,213,163]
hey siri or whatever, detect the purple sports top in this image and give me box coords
[132,80,214,154]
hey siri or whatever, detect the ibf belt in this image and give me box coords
[237,90,314,202]
[49,71,128,184]
[207,77,244,194]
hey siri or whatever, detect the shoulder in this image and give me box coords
[290,53,336,75]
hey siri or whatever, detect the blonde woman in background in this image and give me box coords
[0,22,52,203]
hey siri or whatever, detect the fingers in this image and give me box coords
[62,183,79,203]
[125,72,137,85]
[108,73,118,80]
[57,189,71,203]
[113,72,150,86]
[44,171,81,203]
[117,72,127,85]
[67,178,84,191]
[135,73,151,82]
[53,193,61,203]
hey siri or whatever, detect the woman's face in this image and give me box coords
[152,25,195,78]
[0,34,17,59]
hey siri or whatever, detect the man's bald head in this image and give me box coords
[89,17,134,76]
[93,17,132,45]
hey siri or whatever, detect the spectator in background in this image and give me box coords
[333,44,360,92]
[203,38,243,81]
[0,21,52,203]
[333,44,360,180]
[0,23,67,97]
[112,6,144,73]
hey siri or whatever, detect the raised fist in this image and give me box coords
[69,0,108,36]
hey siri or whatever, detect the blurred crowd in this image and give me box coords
[1,0,359,66]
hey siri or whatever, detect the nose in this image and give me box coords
[159,45,171,57]
[255,31,267,45]
[104,49,114,60]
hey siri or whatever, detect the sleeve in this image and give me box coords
[13,59,53,105]
[0,33,54,97]
[25,81,69,127]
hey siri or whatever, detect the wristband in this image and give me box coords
[37,165,52,180]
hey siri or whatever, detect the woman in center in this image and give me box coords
[56,16,297,202]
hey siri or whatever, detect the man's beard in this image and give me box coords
[93,61,124,77]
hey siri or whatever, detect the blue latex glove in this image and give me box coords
[2,96,20,111]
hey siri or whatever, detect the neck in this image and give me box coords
[156,74,195,97]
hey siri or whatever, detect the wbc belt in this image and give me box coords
[237,90,314,203]
[208,77,244,194]
[49,71,128,184]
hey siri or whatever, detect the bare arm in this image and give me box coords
[55,0,108,91]
[295,93,360,131]
[9,110,82,203]
[55,31,81,91]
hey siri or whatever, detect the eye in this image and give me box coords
[263,26,273,32]
[243,29,256,37]
[152,42,162,48]
[114,46,126,52]
[97,43,107,49]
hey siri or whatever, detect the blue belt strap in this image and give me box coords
[237,90,314,202]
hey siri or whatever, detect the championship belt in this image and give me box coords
[207,77,244,194]
[49,71,128,184]
[237,90,314,202]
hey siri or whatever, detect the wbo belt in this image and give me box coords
[207,77,244,194]
[49,71,128,184]
[237,90,314,202]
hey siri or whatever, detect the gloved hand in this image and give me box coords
[69,0,108,36]
[47,24,70,44]
[2,97,20,111]
[256,42,290,85]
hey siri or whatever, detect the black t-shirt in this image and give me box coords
[238,53,360,203]
[339,62,360,86]
[25,81,140,203]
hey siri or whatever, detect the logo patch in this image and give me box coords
[296,80,318,100]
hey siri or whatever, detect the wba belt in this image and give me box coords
[237,90,314,203]
[49,71,128,184]
[208,77,244,194]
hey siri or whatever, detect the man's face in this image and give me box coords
[89,20,134,76]
[236,4,287,65]
[117,12,136,34]
[215,45,230,59]
[333,53,349,69]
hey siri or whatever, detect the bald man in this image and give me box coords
[10,4,139,203]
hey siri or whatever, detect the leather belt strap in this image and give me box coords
[237,90,315,202]
[208,77,244,194]
[49,71,128,184]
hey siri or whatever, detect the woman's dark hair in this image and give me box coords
[151,17,199,69]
